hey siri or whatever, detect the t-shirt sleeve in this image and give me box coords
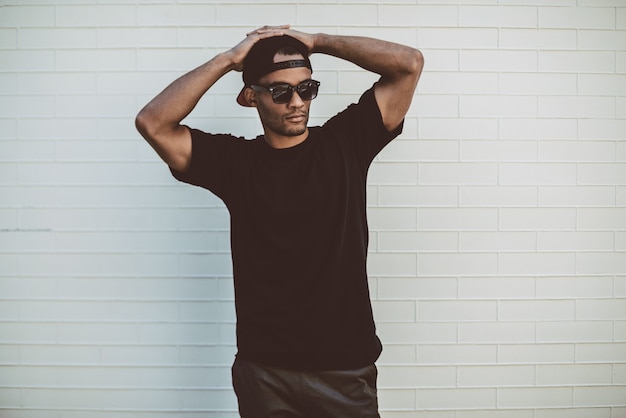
[169,127,243,202]
[322,84,404,165]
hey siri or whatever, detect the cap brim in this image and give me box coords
[237,86,253,107]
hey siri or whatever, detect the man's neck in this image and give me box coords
[263,129,309,149]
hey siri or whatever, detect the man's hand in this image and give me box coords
[227,25,293,72]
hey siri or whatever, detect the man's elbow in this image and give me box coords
[408,48,424,77]
[135,107,155,142]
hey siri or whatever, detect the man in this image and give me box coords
[136,25,423,418]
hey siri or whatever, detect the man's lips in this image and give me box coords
[285,113,306,122]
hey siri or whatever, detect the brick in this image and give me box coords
[0,95,55,118]
[419,71,498,95]
[413,94,459,117]
[378,231,458,252]
[421,118,498,140]
[378,323,457,344]
[460,231,537,251]
[537,231,614,251]
[500,252,576,275]
[0,6,55,27]
[297,5,377,26]
[579,74,626,96]
[537,321,613,342]
[56,5,136,27]
[577,163,626,185]
[0,28,16,48]
[499,163,577,185]
[378,186,459,207]
[539,51,615,73]
[575,343,626,362]
[458,365,535,387]
[98,27,177,48]
[499,300,575,321]
[460,186,538,206]
[417,388,496,409]
[538,364,613,386]
[369,208,417,231]
[579,119,626,140]
[537,276,614,299]
[19,345,100,365]
[500,29,577,50]
[420,253,498,276]
[418,28,498,49]
[539,7,615,29]
[573,386,626,407]
[18,72,97,95]
[377,388,416,411]
[500,72,577,95]
[540,141,615,163]
[498,343,575,364]
[179,301,236,322]
[460,140,537,162]
[577,208,626,230]
[57,49,136,71]
[461,51,537,72]
[461,95,537,117]
[137,4,216,26]
[460,322,535,343]
[0,119,17,140]
[540,96,615,118]
[420,163,498,185]
[377,344,417,365]
[378,365,456,388]
[500,118,577,140]
[19,28,96,49]
[577,253,626,275]
[419,207,499,230]
[460,277,535,299]
[419,49,459,71]
[418,344,497,365]
[369,162,418,185]
[498,387,573,408]
[377,277,458,300]
[379,140,459,163]
[418,300,497,321]
[579,30,626,51]
[500,208,577,230]
[381,5,459,27]
[460,6,537,28]
[0,50,55,71]
[368,253,417,277]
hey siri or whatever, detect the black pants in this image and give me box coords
[232,357,380,418]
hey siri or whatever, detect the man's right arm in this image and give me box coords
[135,26,289,173]
[135,53,236,173]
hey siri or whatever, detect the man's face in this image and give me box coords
[251,53,313,140]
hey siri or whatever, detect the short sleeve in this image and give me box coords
[322,84,404,165]
[170,127,244,202]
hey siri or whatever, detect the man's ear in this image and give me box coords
[244,88,257,107]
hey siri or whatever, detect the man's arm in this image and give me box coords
[285,30,423,132]
[135,26,289,173]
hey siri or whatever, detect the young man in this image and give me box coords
[136,25,423,418]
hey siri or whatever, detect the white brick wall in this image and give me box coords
[1,1,624,417]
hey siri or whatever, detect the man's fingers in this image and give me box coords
[246,24,290,37]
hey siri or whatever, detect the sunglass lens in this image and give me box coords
[271,87,292,104]
[298,84,315,101]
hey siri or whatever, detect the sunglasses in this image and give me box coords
[250,80,320,104]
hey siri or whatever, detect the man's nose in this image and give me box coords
[287,90,305,107]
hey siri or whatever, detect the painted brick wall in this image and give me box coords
[1,1,625,417]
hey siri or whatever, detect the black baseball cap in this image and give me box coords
[237,35,313,107]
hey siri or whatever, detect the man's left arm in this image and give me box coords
[285,29,423,132]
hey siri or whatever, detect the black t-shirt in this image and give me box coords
[171,86,403,370]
